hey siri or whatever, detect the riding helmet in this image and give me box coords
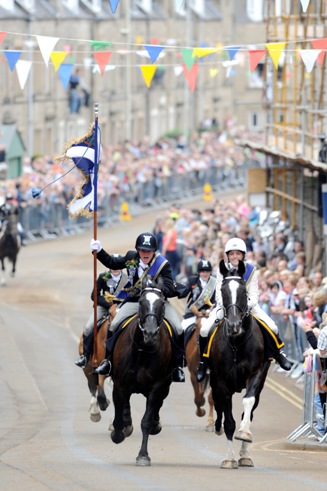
[135,233,158,251]
[224,237,247,254]
[197,259,213,272]
[5,193,13,200]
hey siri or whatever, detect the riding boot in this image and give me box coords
[94,330,114,376]
[75,332,93,368]
[171,331,185,383]
[275,349,292,371]
[196,335,209,382]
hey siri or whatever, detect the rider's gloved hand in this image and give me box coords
[90,238,102,253]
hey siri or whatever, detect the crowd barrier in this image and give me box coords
[286,353,327,444]
[20,164,246,243]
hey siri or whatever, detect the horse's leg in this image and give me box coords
[1,258,6,286]
[95,319,110,412]
[122,400,133,437]
[136,387,169,467]
[218,393,237,469]
[83,364,101,422]
[238,441,254,467]
[191,372,206,418]
[96,374,110,412]
[235,395,255,442]
[11,256,16,277]
[206,388,215,432]
[111,385,128,444]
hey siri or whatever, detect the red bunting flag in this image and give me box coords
[183,63,199,92]
[248,49,266,72]
[93,51,112,76]
[310,38,327,65]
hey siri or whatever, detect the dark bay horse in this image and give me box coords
[110,278,173,466]
[0,213,20,286]
[209,259,270,469]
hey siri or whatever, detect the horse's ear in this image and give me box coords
[237,260,246,277]
[219,259,228,277]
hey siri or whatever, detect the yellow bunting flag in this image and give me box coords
[50,51,67,71]
[265,42,286,69]
[209,68,218,78]
[140,65,157,88]
[192,47,218,59]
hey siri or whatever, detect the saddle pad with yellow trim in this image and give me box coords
[203,315,283,359]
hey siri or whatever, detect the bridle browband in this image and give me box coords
[138,287,164,332]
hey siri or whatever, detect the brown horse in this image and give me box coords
[109,278,174,466]
[0,213,20,286]
[185,311,214,431]
[79,304,117,422]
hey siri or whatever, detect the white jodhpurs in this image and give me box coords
[251,305,279,334]
[181,316,196,330]
[199,305,224,337]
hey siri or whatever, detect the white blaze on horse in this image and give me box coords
[209,259,270,469]
[0,213,20,286]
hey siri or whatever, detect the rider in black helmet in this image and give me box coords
[89,232,185,382]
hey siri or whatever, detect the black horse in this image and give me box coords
[0,213,20,286]
[110,277,174,466]
[209,259,270,469]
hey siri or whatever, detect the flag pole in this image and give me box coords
[93,102,99,368]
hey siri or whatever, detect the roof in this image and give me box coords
[236,138,327,173]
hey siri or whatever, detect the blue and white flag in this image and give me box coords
[62,124,101,218]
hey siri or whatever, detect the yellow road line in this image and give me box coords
[265,377,303,410]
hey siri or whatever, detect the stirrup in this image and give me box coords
[196,362,207,382]
[75,354,88,368]
[172,367,185,383]
[94,359,111,375]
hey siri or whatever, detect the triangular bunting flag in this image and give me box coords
[4,50,22,71]
[108,0,120,13]
[140,65,157,88]
[183,63,199,92]
[36,35,59,67]
[144,45,164,63]
[311,38,327,65]
[90,40,112,51]
[266,42,286,69]
[299,49,321,73]
[0,32,7,45]
[58,63,74,90]
[16,60,32,89]
[248,49,266,72]
[50,51,67,72]
[226,46,240,61]
[180,49,195,70]
[300,0,311,12]
[174,0,185,11]
[192,47,218,59]
[93,51,112,76]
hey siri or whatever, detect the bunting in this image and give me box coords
[58,63,74,90]
[50,51,67,72]
[4,50,21,71]
[183,63,199,92]
[36,35,59,66]
[93,52,112,76]
[108,0,120,13]
[16,60,32,89]
[140,65,157,88]
[299,49,321,73]
[248,49,267,72]
[300,0,311,12]
[266,42,286,69]
[310,38,327,65]
[144,45,164,63]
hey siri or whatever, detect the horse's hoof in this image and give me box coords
[90,413,101,423]
[206,423,215,432]
[150,423,162,435]
[235,430,252,443]
[221,459,238,469]
[215,426,224,436]
[108,421,114,431]
[111,430,125,444]
[136,455,151,467]
[123,425,134,438]
[196,408,205,418]
[238,457,254,467]
[98,397,110,411]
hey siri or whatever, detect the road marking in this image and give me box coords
[265,377,303,410]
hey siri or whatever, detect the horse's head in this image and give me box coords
[219,259,249,337]
[138,276,165,347]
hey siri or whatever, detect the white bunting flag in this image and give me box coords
[36,35,59,66]
[299,49,321,73]
[16,60,32,89]
[300,0,311,13]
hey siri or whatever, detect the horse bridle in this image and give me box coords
[222,276,250,320]
[138,287,164,333]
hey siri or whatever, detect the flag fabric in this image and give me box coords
[57,125,101,218]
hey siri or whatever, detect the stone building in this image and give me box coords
[0,0,266,159]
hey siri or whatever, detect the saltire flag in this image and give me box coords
[56,124,102,218]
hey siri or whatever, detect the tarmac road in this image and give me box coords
[0,205,326,491]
